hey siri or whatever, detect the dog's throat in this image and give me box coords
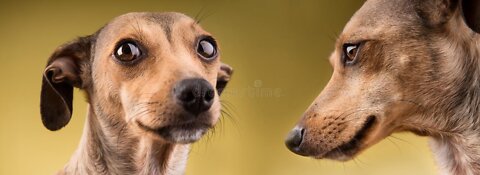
[64,107,190,175]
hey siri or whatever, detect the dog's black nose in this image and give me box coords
[285,127,305,152]
[174,78,215,115]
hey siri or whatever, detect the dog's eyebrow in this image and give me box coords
[145,13,181,43]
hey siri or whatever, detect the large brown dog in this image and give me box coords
[285,0,480,174]
[40,12,232,174]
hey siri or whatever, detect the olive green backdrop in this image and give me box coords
[0,0,438,174]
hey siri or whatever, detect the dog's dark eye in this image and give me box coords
[114,42,141,62]
[343,44,359,64]
[196,37,217,60]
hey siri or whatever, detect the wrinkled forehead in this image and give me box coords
[95,12,205,48]
[340,0,419,42]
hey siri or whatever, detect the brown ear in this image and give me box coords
[462,0,480,33]
[216,63,233,95]
[40,36,92,131]
[416,0,460,26]
[417,0,480,33]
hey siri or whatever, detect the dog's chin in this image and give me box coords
[308,138,364,161]
[158,123,211,144]
[315,142,363,161]
[137,121,212,144]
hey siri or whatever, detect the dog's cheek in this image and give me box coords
[209,98,222,125]
[370,82,415,135]
[92,56,123,102]
[118,86,140,122]
[118,86,155,122]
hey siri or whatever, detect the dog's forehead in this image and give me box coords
[105,12,194,31]
[95,12,203,45]
[340,0,418,42]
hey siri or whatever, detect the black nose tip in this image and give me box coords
[174,78,215,115]
[285,127,305,152]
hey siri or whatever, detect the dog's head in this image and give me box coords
[40,12,233,144]
[286,0,480,160]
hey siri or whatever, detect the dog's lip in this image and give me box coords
[136,121,211,136]
[319,116,376,159]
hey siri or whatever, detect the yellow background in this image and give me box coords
[0,0,438,174]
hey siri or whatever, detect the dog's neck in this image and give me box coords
[61,106,190,175]
[429,134,480,175]
[408,17,480,175]
[433,20,480,175]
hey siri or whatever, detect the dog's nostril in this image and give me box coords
[204,89,214,102]
[179,90,196,103]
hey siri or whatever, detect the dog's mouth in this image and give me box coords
[320,116,377,160]
[286,115,377,160]
[137,121,212,144]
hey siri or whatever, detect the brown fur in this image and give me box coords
[286,0,480,174]
[40,12,232,174]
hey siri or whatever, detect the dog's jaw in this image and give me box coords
[289,115,378,161]
[320,116,377,160]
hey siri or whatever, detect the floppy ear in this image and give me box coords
[461,0,480,33]
[40,36,92,131]
[216,63,233,95]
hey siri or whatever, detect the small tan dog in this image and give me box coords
[40,12,232,174]
[285,0,480,174]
